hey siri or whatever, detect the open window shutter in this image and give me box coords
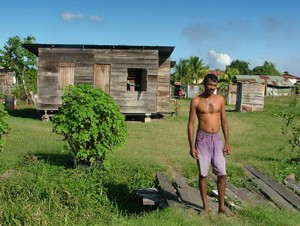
[141,69,147,91]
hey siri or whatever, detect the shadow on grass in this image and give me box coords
[7,108,40,120]
[254,156,281,163]
[33,153,74,168]
[226,109,237,112]
[104,182,160,215]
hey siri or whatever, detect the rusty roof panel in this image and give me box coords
[234,75,264,83]
[234,75,293,87]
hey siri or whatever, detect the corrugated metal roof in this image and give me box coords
[23,43,175,57]
[234,75,264,83]
[234,75,294,87]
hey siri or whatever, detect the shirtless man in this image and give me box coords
[188,73,231,215]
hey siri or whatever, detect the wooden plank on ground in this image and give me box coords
[171,167,189,188]
[244,167,296,211]
[171,168,218,212]
[135,188,159,194]
[284,178,300,196]
[141,193,164,205]
[176,186,203,212]
[226,181,252,205]
[212,172,274,207]
[211,189,240,210]
[134,188,165,205]
[212,174,246,208]
[156,172,179,207]
[246,166,300,210]
[238,188,275,207]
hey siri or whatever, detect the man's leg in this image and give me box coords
[199,175,209,214]
[217,175,234,216]
[217,175,226,213]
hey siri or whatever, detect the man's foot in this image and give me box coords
[218,207,234,217]
[201,207,209,216]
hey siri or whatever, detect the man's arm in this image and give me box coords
[188,98,198,159]
[220,96,231,155]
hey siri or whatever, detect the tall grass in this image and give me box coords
[0,96,299,225]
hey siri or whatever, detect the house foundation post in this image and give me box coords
[144,114,151,123]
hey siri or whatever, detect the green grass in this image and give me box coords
[0,96,300,225]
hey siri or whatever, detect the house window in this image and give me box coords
[127,68,147,91]
[58,63,74,89]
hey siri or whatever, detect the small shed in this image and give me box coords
[233,75,265,112]
[0,69,16,95]
[23,44,175,119]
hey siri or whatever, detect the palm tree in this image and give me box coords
[187,56,209,84]
[218,67,239,97]
[173,59,189,86]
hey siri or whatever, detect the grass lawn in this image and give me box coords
[0,96,299,225]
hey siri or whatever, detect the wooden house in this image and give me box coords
[233,75,265,112]
[23,44,175,120]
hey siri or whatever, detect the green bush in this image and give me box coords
[280,98,300,161]
[0,103,9,152]
[52,84,127,167]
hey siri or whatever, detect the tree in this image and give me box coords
[187,56,209,84]
[173,57,209,86]
[52,84,127,168]
[218,67,239,96]
[252,61,281,75]
[173,59,189,86]
[0,35,37,102]
[226,60,251,75]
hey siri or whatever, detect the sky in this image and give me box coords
[1,0,300,76]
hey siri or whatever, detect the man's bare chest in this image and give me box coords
[197,101,221,114]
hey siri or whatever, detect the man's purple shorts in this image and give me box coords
[195,130,226,177]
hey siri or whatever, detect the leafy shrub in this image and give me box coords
[280,98,300,162]
[0,102,10,151]
[52,84,127,167]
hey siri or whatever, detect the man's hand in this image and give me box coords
[190,147,198,159]
[223,143,231,155]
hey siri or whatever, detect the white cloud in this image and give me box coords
[208,50,231,70]
[88,15,102,23]
[62,12,102,23]
[62,12,84,21]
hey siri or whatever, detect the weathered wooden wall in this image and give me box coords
[157,56,171,113]
[235,82,265,112]
[37,47,170,115]
[98,49,158,114]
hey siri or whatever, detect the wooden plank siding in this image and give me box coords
[157,57,171,113]
[235,82,265,112]
[29,45,174,115]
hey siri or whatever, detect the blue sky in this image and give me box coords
[1,0,300,75]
